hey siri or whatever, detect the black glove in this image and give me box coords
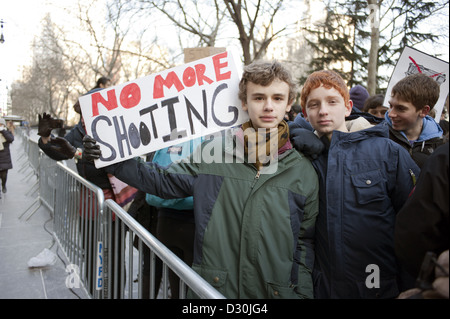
[48,137,77,158]
[82,135,101,161]
[38,113,63,137]
[289,122,324,160]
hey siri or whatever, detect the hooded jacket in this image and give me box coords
[385,113,444,168]
[293,115,420,298]
[104,127,319,299]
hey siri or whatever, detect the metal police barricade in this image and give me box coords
[13,127,28,167]
[17,138,43,220]
[38,153,57,212]
[19,138,40,196]
[18,149,57,221]
[52,161,107,299]
[27,138,41,176]
[18,135,32,174]
[104,199,225,299]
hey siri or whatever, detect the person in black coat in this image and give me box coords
[395,142,449,298]
[0,118,14,195]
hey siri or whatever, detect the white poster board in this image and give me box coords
[383,46,449,121]
[79,51,247,168]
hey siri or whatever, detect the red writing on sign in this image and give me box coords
[90,51,231,117]
[91,83,141,117]
[153,51,231,99]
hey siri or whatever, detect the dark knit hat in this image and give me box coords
[350,85,370,111]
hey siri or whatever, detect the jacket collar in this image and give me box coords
[330,121,389,146]
[384,112,443,142]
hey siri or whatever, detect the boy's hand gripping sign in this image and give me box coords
[79,51,248,168]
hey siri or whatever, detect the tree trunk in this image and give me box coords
[367,0,380,95]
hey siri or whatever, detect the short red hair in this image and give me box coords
[300,70,350,111]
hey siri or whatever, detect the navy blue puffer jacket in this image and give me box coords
[293,115,420,298]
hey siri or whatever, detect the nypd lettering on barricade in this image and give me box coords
[79,51,247,168]
[96,241,103,290]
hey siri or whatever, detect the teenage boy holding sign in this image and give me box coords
[83,60,323,299]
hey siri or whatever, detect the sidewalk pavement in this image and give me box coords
[0,134,88,299]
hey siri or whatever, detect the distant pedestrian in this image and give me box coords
[6,121,15,135]
[349,84,370,111]
[91,76,111,90]
[0,118,14,195]
[285,103,302,121]
[363,94,388,119]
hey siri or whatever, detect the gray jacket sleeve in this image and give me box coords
[104,157,197,200]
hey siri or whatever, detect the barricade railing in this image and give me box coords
[36,150,57,212]
[20,134,225,299]
[52,161,106,299]
[49,159,225,299]
[103,199,226,299]
[17,133,31,173]
[27,139,41,176]
[19,138,40,195]
[18,139,58,220]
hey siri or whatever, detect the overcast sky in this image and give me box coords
[1,0,448,87]
[0,0,75,85]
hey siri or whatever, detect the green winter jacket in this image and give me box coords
[105,127,319,299]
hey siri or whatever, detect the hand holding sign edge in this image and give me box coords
[82,135,102,161]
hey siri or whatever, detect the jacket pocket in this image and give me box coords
[187,264,228,298]
[351,170,385,205]
[191,264,228,288]
[265,282,303,299]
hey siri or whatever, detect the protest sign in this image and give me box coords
[383,46,449,121]
[79,50,247,168]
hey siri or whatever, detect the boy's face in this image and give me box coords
[368,106,388,119]
[304,85,352,139]
[388,94,429,132]
[242,79,292,129]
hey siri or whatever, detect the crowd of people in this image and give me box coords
[33,58,448,299]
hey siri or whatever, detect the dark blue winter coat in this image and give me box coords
[293,115,420,298]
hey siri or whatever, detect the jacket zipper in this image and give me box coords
[251,170,261,189]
